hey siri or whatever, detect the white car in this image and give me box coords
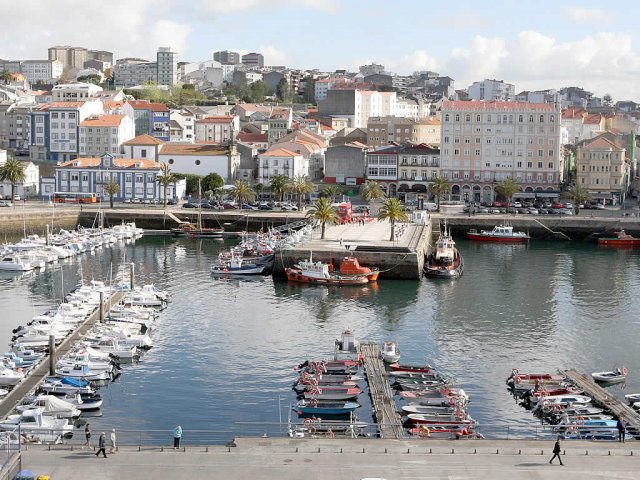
[281,203,298,211]
[513,202,522,208]
[0,200,12,207]
[595,203,606,210]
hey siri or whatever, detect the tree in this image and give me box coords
[603,93,614,107]
[429,177,450,212]
[269,174,289,202]
[320,184,341,202]
[1,70,13,85]
[288,175,314,209]
[156,163,177,208]
[201,172,225,196]
[104,180,120,209]
[249,80,268,103]
[0,156,25,202]
[230,180,255,205]
[306,197,339,239]
[77,74,102,85]
[378,198,409,241]
[495,178,520,205]
[566,185,592,214]
[276,78,292,103]
[252,183,264,200]
[178,174,203,197]
[359,180,386,203]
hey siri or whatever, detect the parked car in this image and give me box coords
[563,202,574,209]
[595,203,606,210]
[12,195,20,201]
[167,198,177,205]
[558,208,573,215]
[258,203,273,210]
[490,208,500,214]
[478,207,490,214]
[241,203,257,210]
[123,198,132,204]
[222,203,238,210]
[0,200,12,207]
[182,202,197,209]
[527,208,539,215]
[512,202,522,208]
[281,203,298,211]
[551,202,564,209]
[131,198,141,204]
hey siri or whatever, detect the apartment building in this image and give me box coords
[468,79,515,102]
[367,116,415,147]
[157,47,178,86]
[576,135,628,205]
[268,108,293,143]
[213,51,240,65]
[123,100,170,141]
[319,89,398,128]
[241,52,264,68]
[79,114,135,157]
[257,147,307,185]
[30,105,50,160]
[0,103,38,149]
[114,59,157,87]
[48,46,88,69]
[48,100,104,162]
[52,83,103,101]
[194,115,239,143]
[440,100,563,203]
[412,118,441,145]
[20,60,64,84]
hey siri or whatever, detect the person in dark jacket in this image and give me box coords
[549,436,563,465]
[95,432,107,458]
[617,417,626,443]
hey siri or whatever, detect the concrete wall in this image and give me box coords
[0,209,80,237]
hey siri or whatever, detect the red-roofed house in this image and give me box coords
[48,99,104,162]
[576,134,628,205]
[194,115,239,143]
[237,132,268,149]
[123,100,170,141]
[268,108,293,143]
[257,146,307,185]
[79,114,135,157]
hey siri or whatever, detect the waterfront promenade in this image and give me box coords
[17,438,639,479]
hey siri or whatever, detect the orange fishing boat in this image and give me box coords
[338,256,380,281]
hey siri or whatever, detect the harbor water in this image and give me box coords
[0,236,639,441]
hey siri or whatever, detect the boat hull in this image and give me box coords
[285,268,369,286]
[467,233,528,243]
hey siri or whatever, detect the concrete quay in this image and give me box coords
[16,438,640,480]
[273,219,432,280]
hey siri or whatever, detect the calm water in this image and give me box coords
[1,236,639,441]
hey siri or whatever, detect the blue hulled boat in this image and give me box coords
[294,400,360,416]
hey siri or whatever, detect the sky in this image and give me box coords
[2,0,640,100]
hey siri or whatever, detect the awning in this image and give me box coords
[411,184,427,192]
[513,193,536,198]
[534,193,560,198]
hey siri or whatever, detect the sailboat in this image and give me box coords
[171,179,224,238]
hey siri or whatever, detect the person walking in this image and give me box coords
[95,432,107,458]
[549,436,564,466]
[109,429,117,453]
[617,417,626,443]
[173,425,182,449]
[84,423,91,447]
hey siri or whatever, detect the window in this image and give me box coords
[71,173,79,181]
[68,123,74,129]
[51,113,58,119]
[141,149,147,158]
[476,115,481,122]
[475,149,480,156]
[548,149,553,157]
[444,136,450,143]
[517,161,522,168]
[125,174,132,182]
[455,114,460,121]
[52,123,58,129]
[537,161,543,169]
[444,114,449,121]
[68,113,76,119]
[135,174,143,183]
[82,173,88,182]
[195,160,201,165]
[465,114,471,122]
[487,115,492,122]
[539,115,544,122]
[147,174,154,182]
[538,150,543,157]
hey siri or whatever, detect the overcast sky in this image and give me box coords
[2,0,639,100]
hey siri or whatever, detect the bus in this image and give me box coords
[53,192,99,204]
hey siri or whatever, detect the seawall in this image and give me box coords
[0,208,80,238]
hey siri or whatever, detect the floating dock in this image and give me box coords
[561,369,640,434]
[359,342,404,439]
[0,290,124,419]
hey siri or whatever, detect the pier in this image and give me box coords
[359,342,404,439]
[0,290,124,419]
[561,369,640,433]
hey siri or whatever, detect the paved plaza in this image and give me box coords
[18,438,640,480]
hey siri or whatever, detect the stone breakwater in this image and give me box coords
[0,207,81,238]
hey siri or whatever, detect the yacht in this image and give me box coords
[0,253,33,271]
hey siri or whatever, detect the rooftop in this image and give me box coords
[123,134,165,146]
[443,100,555,112]
[158,144,229,156]
[58,157,160,169]
[80,114,127,128]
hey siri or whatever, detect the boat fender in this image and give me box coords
[622,367,629,376]
[419,427,430,438]
[455,409,465,420]
[303,418,314,427]
[310,399,318,407]
[554,404,563,412]
[325,430,334,439]
[514,375,522,385]
[511,368,519,377]
[576,416,585,426]
[448,397,456,406]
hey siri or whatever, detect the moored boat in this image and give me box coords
[381,341,400,363]
[286,259,369,286]
[389,363,433,374]
[597,230,640,246]
[337,256,379,281]
[424,227,463,278]
[210,254,271,276]
[171,222,224,238]
[294,400,360,416]
[467,225,530,243]
[592,367,627,385]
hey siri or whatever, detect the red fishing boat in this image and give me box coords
[389,363,434,374]
[597,230,640,246]
[467,225,530,243]
[286,258,370,286]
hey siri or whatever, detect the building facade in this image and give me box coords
[440,100,563,203]
[157,47,178,86]
[367,116,415,147]
[241,53,265,68]
[0,161,39,198]
[576,135,628,205]
[20,60,63,84]
[114,59,157,87]
[194,116,239,143]
[257,147,307,185]
[123,101,170,141]
[213,51,240,65]
[48,46,88,69]
[48,100,104,162]
[324,142,368,185]
[79,114,135,157]
[468,79,515,102]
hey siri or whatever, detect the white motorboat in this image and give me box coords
[381,341,400,363]
[11,345,44,362]
[79,339,139,362]
[592,367,627,385]
[334,329,359,361]
[55,364,110,381]
[535,394,592,410]
[135,284,169,302]
[0,367,25,386]
[12,327,67,348]
[56,357,114,375]
[0,388,8,398]
[61,393,103,411]
[16,395,81,419]
[18,253,45,269]
[122,292,164,308]
[0,253,33,271]
[40,378,94,395]
[624,393,640,404]
[0,408,72,443]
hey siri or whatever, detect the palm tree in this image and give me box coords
[104,180,120,209]
[360,180,386,203]
[430,177,450,212]
[495,178,520,205]
[288,175,314,209]
[230,180,255,205]
[378,198,409,241]
[155,163,177,208]
[0,156,26,203]
[269,174,289,202]
[252,183,264,201]
[320,184,341,202]
[566,184,592,215]
[306,197,339,239]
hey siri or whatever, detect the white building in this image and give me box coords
[318,89,398,128]
[468,79,515,102]
[221,63,237,83]
[0,161,39,198]
[48,100,104,162]
[159,144,239,182]
[52,83,103,101]
[440,100,563,203]
[114,59,157,88]
[19,60,63,83]
[257,147,307,185]
[157,47,178,86]
[79,114,135,157]
[170,110,195,143]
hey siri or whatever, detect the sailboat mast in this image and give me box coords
[198,178,202,230]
